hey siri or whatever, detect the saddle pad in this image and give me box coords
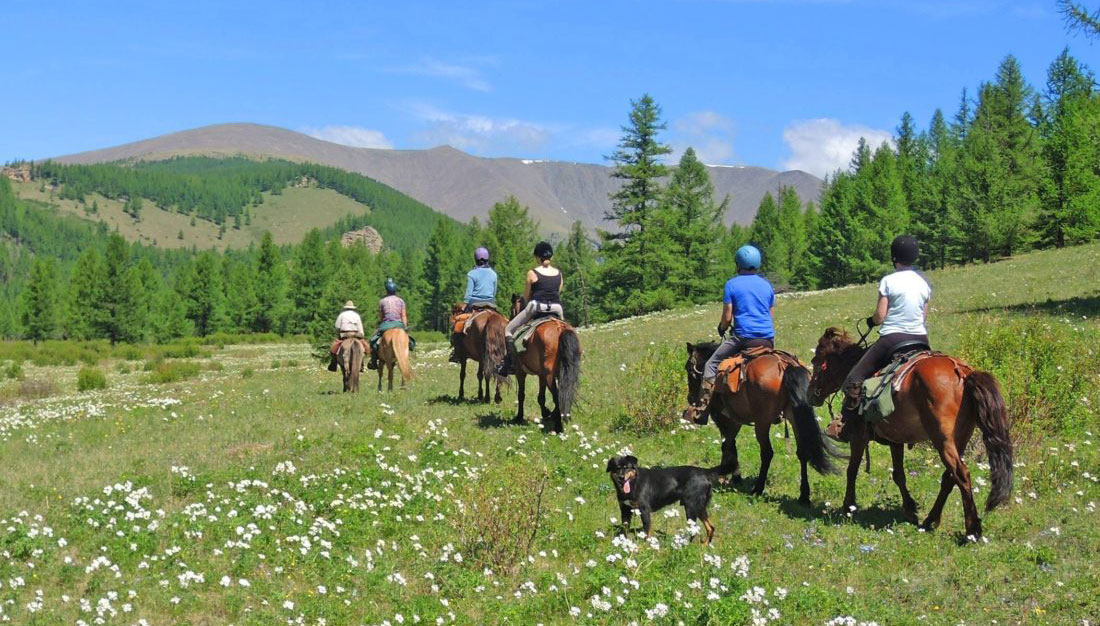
[511,316,558,355]
[715,348,803,395]
[858,350,966,422]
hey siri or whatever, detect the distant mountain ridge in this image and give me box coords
[53,123,824,234]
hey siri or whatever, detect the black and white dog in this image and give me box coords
[606,455,718,544]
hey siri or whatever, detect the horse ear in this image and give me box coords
[605,457,617,472]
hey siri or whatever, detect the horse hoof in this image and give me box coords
[798,496,811,507]
[511,417,526,426]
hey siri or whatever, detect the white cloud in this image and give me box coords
[781,118,893,178]
[304,125,394,149]
[387,58,492,92]
[671,111,737,165]
[407,103,549,154]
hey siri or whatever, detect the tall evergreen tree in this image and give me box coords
[224,255,259,333]
[421,218,466,330]
[556,221,599,326]
[20,257,59,343]
[100,233,143,343]
[289,229,329,335]
[484,196,539,299]
[253,231,289,333]
[67,248,107,340]
[181,252,227,336]
[663,147,726,301]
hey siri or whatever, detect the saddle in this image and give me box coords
[452,309,487,335]
[330,337,369,356]
[859,350,971,422]
[715,347,804,395]
[511,316,560,355]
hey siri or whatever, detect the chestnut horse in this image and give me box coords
[808,327,1014,538]
[450,303,509,403]
[685,343,838,503]
[376,328,413,392]
[509,296,581,433]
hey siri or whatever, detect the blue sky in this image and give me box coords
[3,0,1096,177]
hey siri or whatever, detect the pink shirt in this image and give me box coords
[379,295,406,323]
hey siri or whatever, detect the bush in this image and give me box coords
[456,463,547,573]
[5,362,23,380]
[143,361,202,384]
[959,315,1100,436]
[611,345,687,434]
[241,367,255,378]
[77,366,108,391]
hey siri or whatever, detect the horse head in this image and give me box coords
[808,327,863,405]
[510,294,526,317]
[684,342,719,407]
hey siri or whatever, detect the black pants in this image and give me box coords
[843,332,930,389]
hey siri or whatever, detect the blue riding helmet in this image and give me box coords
[384,278,398,294]
[735,245,762,270]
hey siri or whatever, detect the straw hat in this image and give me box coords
[342,300,357,310]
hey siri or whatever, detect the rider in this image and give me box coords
[328,300,366,372]
[367,278,409,371]
[685,244,775,426]
[498,241,563,375]
[825,235,931,442]
[448,246,499,363]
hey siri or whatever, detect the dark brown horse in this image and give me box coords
[509,296,581,433]
[685,343,838,503]
[808,327,1014,538]
[450,303,508,403]
[337,338,366,393]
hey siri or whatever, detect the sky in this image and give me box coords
[2,0,1096,178]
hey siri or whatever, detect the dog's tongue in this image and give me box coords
[623,478,631,494]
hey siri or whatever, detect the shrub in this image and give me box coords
[77,366,108,392]
[270,360,282,369]
[959,315,1100,436]
[241,367,255,378]
[456,463,547,573]
[611,345,687,434]
[5,362,23,380]
[143,361,202,384]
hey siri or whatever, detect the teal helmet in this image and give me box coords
[735,245,762,270]
[384,278,398,294]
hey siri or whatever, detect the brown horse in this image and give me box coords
[509,296,581,433]
[685,343,838,503]
[808,327,1014,538]
[376,328,413,392]
[337,338,366,393]
[450,303,508,403]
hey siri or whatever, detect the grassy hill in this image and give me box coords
[0,243,1096,624]
[14,181,375,250]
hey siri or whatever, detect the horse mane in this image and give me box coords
[691,341,720,360]
[816,327,855,356]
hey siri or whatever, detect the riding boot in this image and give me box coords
[682,380,715,426]
[497,340,517,376]
[327,354,339,372]
[367,352,379,371]
[448,334,463,363]
[826,382,863,443]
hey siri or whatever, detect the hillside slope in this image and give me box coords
[53,123,824,233]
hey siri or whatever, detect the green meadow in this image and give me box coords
[0,243,1098,625]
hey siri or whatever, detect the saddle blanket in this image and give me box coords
[370,322,416,352]
[511,316,560,355]
[715,347,804,395]
[452,309,491,335]
[859,350,970,422]
[330,338,369,356]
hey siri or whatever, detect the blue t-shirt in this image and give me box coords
[723,273,775,339]
[465,266,498,304]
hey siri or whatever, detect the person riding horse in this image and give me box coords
[825,235,931,442]
[684,244,776,426]
[498,241,564,376]
[328,300,367,372]
[449,246,499,363]
[368,278,409,371]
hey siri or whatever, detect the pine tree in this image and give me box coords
[67,248,107,340]
[1059,92,1100,244]
[924,109,962,268]
[20,257,58,343]
[485,196,539,299]
[100,233,143,343]
[152,284,194,341]
[181,252,227,336]
[289,229,329,334]
[749,192,786,279]
[775,186,808,287]
[224,255,259,333]
[556,221,599,326]
[254,231,289,333]
[421,218,466,330]
[663,148,726,301]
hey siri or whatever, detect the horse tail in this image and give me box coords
[556,327,581,421]
[395,331,413,381]
[782,365,839,475]
[484,315,509,387]
[965,371,1014,511]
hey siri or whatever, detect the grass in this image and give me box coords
[13,182,374,249]
[0,243,1097,624]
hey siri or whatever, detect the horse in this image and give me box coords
[376,327,413,392]
[337,337,366,393]
[684,343,838,504]
[450,303,509,403]
[509,295,581,434]
[807,327,1014,538]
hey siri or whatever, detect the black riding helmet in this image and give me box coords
[534,241,553,260]
[891,235,919,266]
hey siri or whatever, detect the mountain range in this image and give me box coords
[53,123,823,234]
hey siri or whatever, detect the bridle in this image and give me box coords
[816,317,873,419]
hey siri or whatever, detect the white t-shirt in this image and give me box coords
[877,269,931,336]
[334,310,364,334]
